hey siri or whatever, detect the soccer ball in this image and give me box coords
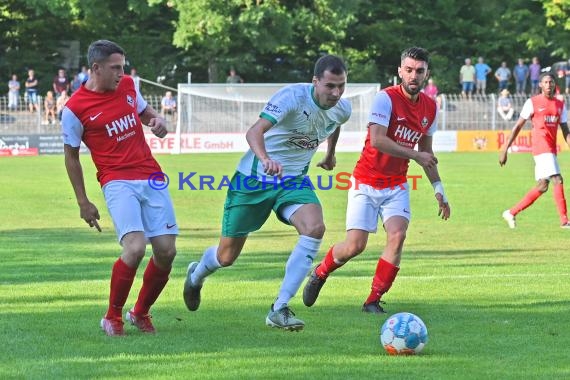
[380,312,428,355]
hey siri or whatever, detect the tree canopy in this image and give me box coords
[1,0,568,94]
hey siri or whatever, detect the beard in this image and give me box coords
[402,81,421,96]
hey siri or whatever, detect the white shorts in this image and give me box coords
[345,177,410,233]
[103,180,178,243]
[533,153,560,181]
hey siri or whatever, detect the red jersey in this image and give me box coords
[353,85,437,188]
[525,95,566,155]
[62,75,161,186]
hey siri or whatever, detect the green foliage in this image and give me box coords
[0,0,569,89]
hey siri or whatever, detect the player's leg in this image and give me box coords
[504,154,554,228]
[551,175,569,226]
[100,181,148,336]
[184,172,273,311]
[362,184,411,314]
[183,236,248,312]
[272,203,323,309]
[503,182,545,228]
[304,180,378,307]
[362,216,408,314]
[122,181,177,333]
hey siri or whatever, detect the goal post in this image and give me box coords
[173,82,380,154]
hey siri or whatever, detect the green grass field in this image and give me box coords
[1,152,570,379]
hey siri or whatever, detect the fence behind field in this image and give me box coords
[1,90,568,136]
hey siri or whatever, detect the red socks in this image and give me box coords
[365,258,399,304]
[315,246,343,279]
[510,188,542,216]
[553,183,568,224]
[105,258,136,320]
[132,258,171,316]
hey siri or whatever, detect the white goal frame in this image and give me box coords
[173,82,380,154]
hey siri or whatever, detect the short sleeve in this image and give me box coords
[368,91,392,128]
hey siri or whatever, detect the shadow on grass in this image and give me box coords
[2,298,570,379]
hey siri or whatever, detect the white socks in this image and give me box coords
[273,235,321,310]
[191,246,221,285]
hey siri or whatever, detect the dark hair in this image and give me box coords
[400,47,430,65]
[539,72,555,81]
[87,40,125,67]
[314,55,347,79]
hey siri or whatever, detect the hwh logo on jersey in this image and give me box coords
[544,115,559,124]
[394,124,422,145]
[106,113,137,137]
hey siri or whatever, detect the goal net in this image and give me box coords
[172,83,379,154]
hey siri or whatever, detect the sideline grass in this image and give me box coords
[1,152,570,379]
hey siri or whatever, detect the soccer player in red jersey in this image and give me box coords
[62,40,178,336]
[303,47,450,313]
[500,72,570,228]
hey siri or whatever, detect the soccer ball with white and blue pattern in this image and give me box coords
[380,312,428,355]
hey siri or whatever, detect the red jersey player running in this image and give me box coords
[500,72,570,228]
[303,47,450,313]
[62,40,178,336]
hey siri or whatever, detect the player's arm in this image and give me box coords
[560,104,569,147]
[499,98,532,166]
[64,144,101,232]
[140,105,167,138]
[316,126,340,171]
[561,122,570,147]
[418,135,450,220]
[246,117,282,177]
[370,124,437,169]
[498,117,526,166]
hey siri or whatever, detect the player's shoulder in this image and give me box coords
[65,87,86,111]
[281,82,310,94]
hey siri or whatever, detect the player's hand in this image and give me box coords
[316,156,336,171]
[79,201,101,232]
[414,151,438,169]
[435,193,450,220]
[498,150,508,166]
[261,158,283,178]
[149,117,168,138]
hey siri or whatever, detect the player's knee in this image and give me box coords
[346,240,367,256]
[387,229,407,245]
[217,248,239,267]
[154,246,177,266]
[303,222,325,239]
[122,244,146,264]
[537,180,549,192]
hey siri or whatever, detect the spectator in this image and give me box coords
[25,69,39,113]
[160,91,177,120]
[52,68,70,98]
[495,61,511,92]
[77,65,89,83]
[513,58,529,95]
[130,68,141,92]
[474,56,492,96]
[459,58,475,98]
[226,68,243,84]
[70,74,82,93]
[8,74,20,111]
[422,78,438,100]
[497,89,515,121]
[529,57,541,95]
[43,90,56,125]
[565,59,570,95]
[56,89,70,122]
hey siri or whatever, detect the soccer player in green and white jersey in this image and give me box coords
[184,55,352,331]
